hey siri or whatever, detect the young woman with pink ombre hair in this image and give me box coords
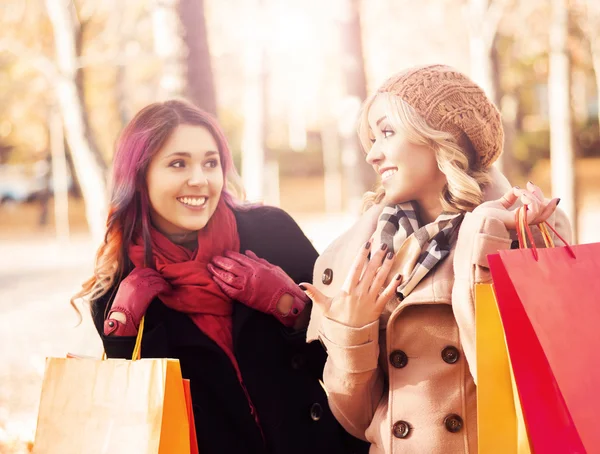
[73,100,368,454]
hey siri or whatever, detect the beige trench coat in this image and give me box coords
[307,168,572,454]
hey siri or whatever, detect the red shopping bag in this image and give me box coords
[488,208,600,453]
[183,379,199,454]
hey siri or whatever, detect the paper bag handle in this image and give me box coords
[514,206,575,261]
[101,316,145,361]
[131,316,145,360]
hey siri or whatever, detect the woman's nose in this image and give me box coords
[187,166,208,186]
[365,144,384,166]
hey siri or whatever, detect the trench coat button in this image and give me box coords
[107,320,115,328]
[322,268,334,285]
[389,350,408,369]
[392,420,411,439]
[310,402,322,421]
[291,354,305,370]
[441,346,460,364]
[444,414,464,433]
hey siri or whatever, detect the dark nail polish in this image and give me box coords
[299,284,306,291]
[556,198,561,206]
[396,274,403,281]
[365,241,371,249]
[528,181,533,185]
[380,243,388,251]
[386,251,393,260]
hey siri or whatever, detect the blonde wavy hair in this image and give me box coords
[358,92,491,213]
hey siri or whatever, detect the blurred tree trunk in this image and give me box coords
[241,0,267,202]
[45,0,108,242]
[339,0,373,213]
[592,47,600,131]
[115,65,131,126]
[549,0,577,239]
[467,0,499,103]
[152,0,186,99]
[466,0,509,173]
[179,0,217,116]
[493,42,517,183]
[582,0,600,132]
[49,106,70,242]
[321,118,343,213]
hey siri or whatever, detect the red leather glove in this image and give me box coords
[103,267,171,336]
[207,250,308,328]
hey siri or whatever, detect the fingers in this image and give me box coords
[223,250,256,268]
[245,250,271,267]
[535,197,560,224]
[364,248,394,298]
[341,240,372,293]
[526,181,544,203]
[498,188,519,209]
[509,186,543,224]
[207,263,243,289]
[523,182,557,224]
[516,187,540,211]
[375,274,403,313]
[211,255,246,274]
[299,283,332,313]
[211,274,238,298]
[499,183,543,210]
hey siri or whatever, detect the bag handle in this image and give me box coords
[101,316,145,361]
[131,316,145,360]
[514,206,575,261]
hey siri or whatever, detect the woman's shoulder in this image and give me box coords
[233,204,309,244]
[233,203,298,227]
[233,203,319,280]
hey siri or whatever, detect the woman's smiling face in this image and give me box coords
[146,124,224,237]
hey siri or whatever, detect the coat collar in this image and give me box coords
[307,167,512,342]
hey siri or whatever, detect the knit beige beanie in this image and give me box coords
[377,64,504,169]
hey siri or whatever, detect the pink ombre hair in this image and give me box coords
[73,100,245,309]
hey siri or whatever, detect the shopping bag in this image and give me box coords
[183,379,199,454]
[33,318,192,454]
[487,207,596,453]
[475,284,530,454]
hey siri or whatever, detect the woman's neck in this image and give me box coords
[415,194,443,224]
[165,231,198,250]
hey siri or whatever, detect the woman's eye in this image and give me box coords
[382,129,394,138]
[169,160,185,168]
[204,159,219,168]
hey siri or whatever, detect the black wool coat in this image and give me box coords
[92,205,369,454]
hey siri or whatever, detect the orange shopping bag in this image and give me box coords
[33,318,193,454]
[475,284,530,454]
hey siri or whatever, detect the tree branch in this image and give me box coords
[0,38,59,81]
[482,0,509,49]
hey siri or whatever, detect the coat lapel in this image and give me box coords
[307,166,513,342]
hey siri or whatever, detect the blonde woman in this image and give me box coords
[302,65,572,453]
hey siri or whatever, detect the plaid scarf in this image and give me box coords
[372,201,464,300]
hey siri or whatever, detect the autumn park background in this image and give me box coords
[1,0,599,452]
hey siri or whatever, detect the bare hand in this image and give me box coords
[300,241,402,328]
[472,181,560,229]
